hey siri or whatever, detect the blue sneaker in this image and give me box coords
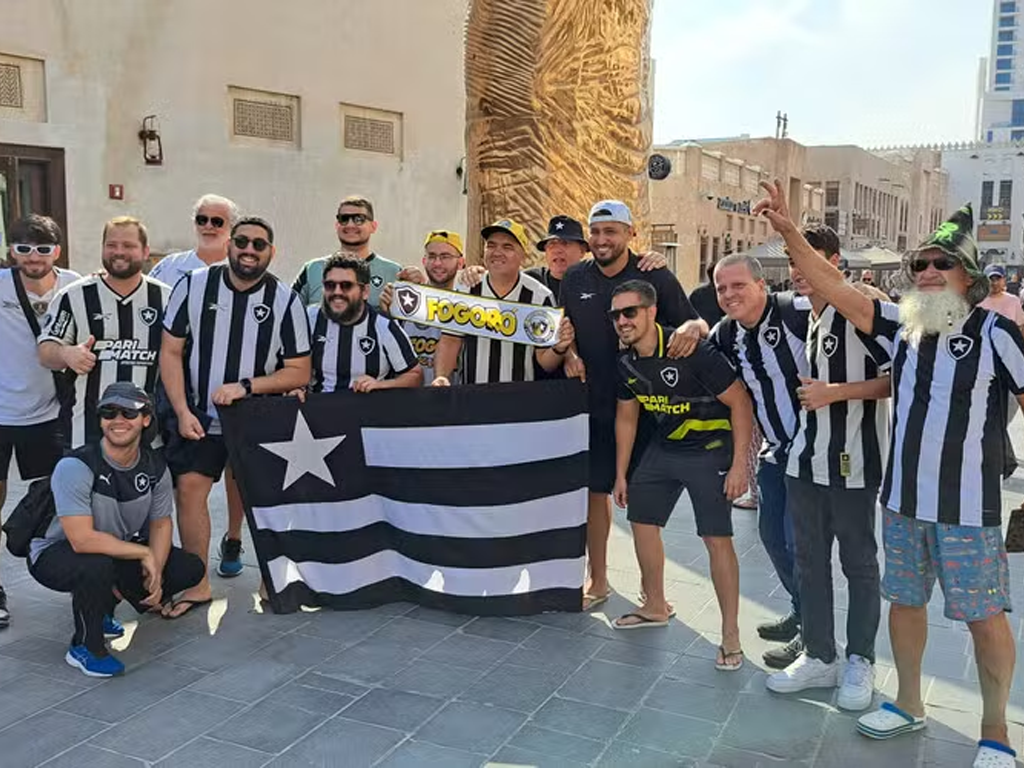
[103,615,124,639]
[217,535,244,578]
[65,645,125,678]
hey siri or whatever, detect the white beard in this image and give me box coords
[899,289,970,342]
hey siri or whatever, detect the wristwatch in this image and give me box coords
[240,378,253,397]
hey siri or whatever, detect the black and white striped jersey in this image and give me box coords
[39,274,170,447]
[786,304,891,489]
[709,292,811,463]
[446,272,555,384]
[873,300,1024,526]
[309,304,418,392]
[163,265,310,431]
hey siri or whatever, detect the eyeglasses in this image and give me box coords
[425,254,459,263]
[98,405,145,421]
[11,243,58,256]
[195,214,226,229]
[336,213,370,225]
[607,305,647,322]
[232,235,270,252]
[323,279,364,292]
[909,255,958,273]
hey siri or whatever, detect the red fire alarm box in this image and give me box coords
[109,184,124,200]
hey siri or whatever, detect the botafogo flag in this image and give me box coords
[219,380,588,615]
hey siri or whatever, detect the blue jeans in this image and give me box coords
[757,459,800,617]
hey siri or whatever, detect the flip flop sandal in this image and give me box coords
[715,646,745,672]
[856,702,926,740]
[583,593,610,611]
[613,612,669,630]
[162,597,213,620]
[973,740,1018,767]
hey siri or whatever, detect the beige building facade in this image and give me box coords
[0,0,468,277]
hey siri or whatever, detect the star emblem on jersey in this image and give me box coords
[947,334,974,360]
[395,285,421,316]
[358,336,376,355]
[660,367,679,387]
[260,411,346,490]
[134,473,150,493]
[252,304,271,324]
[821,333,839,358]
[138,306,159,326]
[370,275,384,288]
[762,327,781,348]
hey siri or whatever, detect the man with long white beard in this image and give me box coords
[756,183,1022,768]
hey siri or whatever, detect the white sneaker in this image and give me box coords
[838,654,876,712]
[766,653,839,694]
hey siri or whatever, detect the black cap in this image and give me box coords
[97,382,152,412]
[536,215,589,252]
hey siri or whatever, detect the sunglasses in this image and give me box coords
[232,235,270,252]
[98,405,146,421]
[12,243,58,256]
[323,279,364,292]
[607,305,647,322]
[337,213,370,225]
[195,214,226,229]
[909,255,958,273]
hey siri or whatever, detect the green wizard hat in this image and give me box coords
[910,203,988,305]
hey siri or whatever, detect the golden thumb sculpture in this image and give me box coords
[465,0,654,264]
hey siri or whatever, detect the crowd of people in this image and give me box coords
[0,185,1019,766]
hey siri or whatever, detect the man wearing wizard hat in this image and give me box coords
[754,184,1024,767]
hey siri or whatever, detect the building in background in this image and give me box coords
[0,0,468,275]
[979,0,1024,144]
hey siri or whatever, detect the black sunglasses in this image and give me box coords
[337,213,370,225]
[98,405,146,421]
[323,279,364,292]
[607,305,647,322]
[195,214,226,228]
[909,255,958,273]
[12,243,57,256]
[232,235,270,252]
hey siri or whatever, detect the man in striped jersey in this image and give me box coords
[148,194,239,289]
[759,183,1022,767]
[307,255,421,392]
[160,216,311,617]
[765,224,892,710]
[431,219,574,386]
[292,196,403,309]
[0,215,81,628]
[39,217,169,450]
[708,252,809,667]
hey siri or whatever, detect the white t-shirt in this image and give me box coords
[0,267,81,426]
[149,250,223,290]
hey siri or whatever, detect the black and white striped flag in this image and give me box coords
[219,380,588,615]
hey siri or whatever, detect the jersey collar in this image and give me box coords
[630,323,667,360]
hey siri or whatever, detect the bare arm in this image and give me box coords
[61,515,151,561]
[352,366,423,392]
[755,180,875,334]
[147,515,173,573]
[432,334,463,384]
[251,355,311,395]
[717,381,753,500]
[159,332,191,417]
[797,375,891,412]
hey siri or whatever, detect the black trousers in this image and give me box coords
[30,540,204,655]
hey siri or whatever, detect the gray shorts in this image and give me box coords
[627,445,733,536]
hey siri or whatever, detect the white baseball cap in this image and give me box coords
[588,200,633,226]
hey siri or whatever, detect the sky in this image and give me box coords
[651,0,993,148]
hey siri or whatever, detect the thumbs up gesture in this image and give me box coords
[64,334,98,375]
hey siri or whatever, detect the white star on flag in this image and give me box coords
[260,411,346,490]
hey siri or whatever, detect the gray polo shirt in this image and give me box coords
[29,445,173,563]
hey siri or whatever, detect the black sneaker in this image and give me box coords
[0,586,9,628]
[763,636,804,669]
[757,611,800,642]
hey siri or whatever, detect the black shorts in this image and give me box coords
[164,433,229,481]
[627,445,733,536]
[589,416,615,494]
[0,420,64,482]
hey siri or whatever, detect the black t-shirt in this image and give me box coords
[617,326,737,452]
[525,266,562,304]
[689,282,724,326]
[561,253,697,417]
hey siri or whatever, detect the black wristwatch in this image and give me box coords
[240,378,253,397]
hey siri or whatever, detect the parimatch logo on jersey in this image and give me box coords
[94,339,158,365]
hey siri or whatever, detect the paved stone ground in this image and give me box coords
[1,439,1023,767]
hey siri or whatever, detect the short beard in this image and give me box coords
[228,254,269,282]
[339,236,370,251]
[324,298,365,325]
[103,258,142,280]
[899,288,970,341]
[593,244,626,267]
